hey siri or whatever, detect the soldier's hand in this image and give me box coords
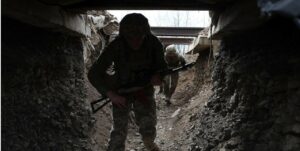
[107,91,127,108]
[151,74,162,86]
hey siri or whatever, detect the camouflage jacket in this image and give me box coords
[88,34,167,95]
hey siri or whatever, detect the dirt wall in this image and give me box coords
[82,11,118,151]
[2,17,93,151]
[189,18,300,151]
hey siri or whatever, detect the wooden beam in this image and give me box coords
[158,37,195,46]
[2,0,91,37]
[210,0,267,39]
[64,0,227,10]
[151,27,204,37]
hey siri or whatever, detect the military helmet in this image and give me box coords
[165,45,178,55]
[119,13,151,37]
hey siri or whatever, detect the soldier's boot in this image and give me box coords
[158,86,163,94]
[165,97,171,106]
[165,99,171,106]
[143,138,160,151]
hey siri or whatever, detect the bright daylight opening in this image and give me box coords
[108,10,211,54]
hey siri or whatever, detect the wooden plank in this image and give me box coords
[3,0,91,37]
[210,0,267,39]
[151,27,204,37]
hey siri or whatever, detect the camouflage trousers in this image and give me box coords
[107,86,157,151]
[162,72,179,100]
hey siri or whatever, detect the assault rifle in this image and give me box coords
[91,62,196,113]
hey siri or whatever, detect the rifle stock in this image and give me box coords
[90,62,196,113]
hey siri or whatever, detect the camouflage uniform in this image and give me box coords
[162,45,186,105]
[88,13,167,151]
[109,86,157,151]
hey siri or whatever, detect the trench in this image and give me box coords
[2,8,300,151]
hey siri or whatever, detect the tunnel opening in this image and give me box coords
[2,0,300,151]
[84,10,214,151]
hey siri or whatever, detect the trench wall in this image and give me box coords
[2,17,93,151]
[189,18,300,151]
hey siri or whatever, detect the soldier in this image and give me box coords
[88,13,167,151]
[162,45,186,105]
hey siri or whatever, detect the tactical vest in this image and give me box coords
[114,36,157,88]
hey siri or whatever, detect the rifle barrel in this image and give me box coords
[90,62,196,114]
